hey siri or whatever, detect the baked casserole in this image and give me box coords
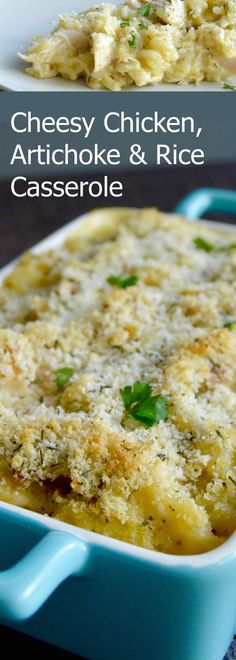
[20,0,236,90]
[0,208,236,555]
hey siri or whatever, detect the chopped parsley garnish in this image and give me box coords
[223,83,236,91]
[107,274,138,288]
[138,3,152,17]
[221,313,233,328]
[194,236,236,253]
[228,475,236,487]
[120,19,130,27]
[139,20,148,29]
[128,33,137,48]
[120,380,168,428]
[215,242,236,252]
[54,367,74,388]
[193,237,215,252]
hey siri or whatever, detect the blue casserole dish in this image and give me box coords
[0,188,236,660]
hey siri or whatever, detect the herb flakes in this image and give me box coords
[138,3,152,17]
[221,313,233,329]
[120,19,130,27]
[128,33,137,48]
[107,274,138,288]
[223,83,236,91]
[228,475,236,487]
[139,20,148,29]
[194,236,236,253]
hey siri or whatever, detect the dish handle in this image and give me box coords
[0,530,88,621]
[174,188,236,220]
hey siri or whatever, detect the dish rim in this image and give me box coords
[1,208,236,570]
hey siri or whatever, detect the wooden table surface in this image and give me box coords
[0,162,235,659]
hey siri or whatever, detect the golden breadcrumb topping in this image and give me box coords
[0,207,236,555]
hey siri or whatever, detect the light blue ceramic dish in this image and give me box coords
[0,188,236,660]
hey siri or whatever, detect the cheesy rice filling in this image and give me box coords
[20,0,236,90]
[0,208,236,555]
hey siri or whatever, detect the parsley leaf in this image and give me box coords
[120,19,130,27]
[107,274,138,288]
[194,237,236,253]
[121,381,152,407]
[128,33,137,48]
[228,475,236,486]
[120,380,168,428]
[138,3,152,17]
[193,237,214,252]
[54,367,74,388]
[221,313,233,328]
[223,83,236,91]
[139,20,148,29]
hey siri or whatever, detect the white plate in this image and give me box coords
[1,0,236,92]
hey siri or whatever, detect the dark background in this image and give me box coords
[0,161,235,659]
[0,162,236,267]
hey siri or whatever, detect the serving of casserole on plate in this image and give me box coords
[1,204,236,557]
[2,0,236,91]
[20,0,236,90]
